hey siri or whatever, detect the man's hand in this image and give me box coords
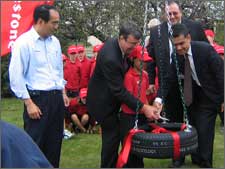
[24,98,42,119]
[63,93,70,107]
[153,100,163,113]
[141,104,160,120]
[221,103,224,112]
[147,84,156,95]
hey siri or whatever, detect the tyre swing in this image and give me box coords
[116,1,198,168]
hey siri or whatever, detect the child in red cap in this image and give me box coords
[64,45,81,97]
[63,45,81,136]
[204,29,215,45]
[204,29,224,59]
[68,88,95,133]
[90,44,103,77]
[76,44,92,88]
[119,45,152,167]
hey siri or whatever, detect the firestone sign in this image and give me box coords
[1,1,54,57]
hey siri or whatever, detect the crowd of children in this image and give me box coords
[62,43,103,139]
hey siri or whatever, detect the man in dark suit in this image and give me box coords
[147,0,209,113]
[87,21,160,168]
[147,1,209,167]
[157,23,223,168]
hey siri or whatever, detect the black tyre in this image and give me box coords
[131,123,198,159]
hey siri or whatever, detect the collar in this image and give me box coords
[187,45,192,57]
[78,56,88,62]
[118,38,125,58]
[30,26,41,41]
[31,26,52,41]
[167,20,182,32]
[129,67,141,76]
[68,60,77,64]
[167,22,172,32]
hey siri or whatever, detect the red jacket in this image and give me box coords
[121,68,149,115]
[64,60,81,91]
[78,57,91,88]
[68,97,88,116]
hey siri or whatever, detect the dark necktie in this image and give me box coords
[184,54,192,106]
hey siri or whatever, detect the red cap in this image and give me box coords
[129,45,152,62]
[204,29,215,38]
[93,44,103,52]
[77,45,85,52]
[214,45,224,54]
[67,45,77,54]
[79,88,87,98]
[62,53,68,61]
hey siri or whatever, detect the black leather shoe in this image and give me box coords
[199,161,212,168]
[192,159,200,166]
[168,160,185,168]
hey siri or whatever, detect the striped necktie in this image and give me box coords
[184,54,193,106]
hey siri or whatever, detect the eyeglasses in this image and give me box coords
[124,38,140,46]
[169,12,179,16]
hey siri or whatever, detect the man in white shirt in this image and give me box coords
[9,4,69,167]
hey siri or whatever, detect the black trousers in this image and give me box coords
[164,83,186,164]
[100,113,120,168]
[218,110,224,126]
[164,84,184,123]
[188,85,218,168]
[23,90,65,168]
[119,113,147,168]
[66,90,79,98]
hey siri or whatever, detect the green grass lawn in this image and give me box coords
[1,97,224,168]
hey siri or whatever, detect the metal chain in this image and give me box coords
[135,1,191,130]
[156,1,168,123]
[169,39,190,128]
[134,1,148,129]
[165,1,191,130]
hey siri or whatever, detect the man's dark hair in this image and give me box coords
[119,21,142,40]
[166,0,182,10]
[171,23,190,38]
[33,4,57,24]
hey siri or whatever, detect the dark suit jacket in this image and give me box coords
[190,41,224,104]
[147,18,209,99]
[87,38,143,123]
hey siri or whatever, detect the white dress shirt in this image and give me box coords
[187,46,201,86]
[9,27,66,99]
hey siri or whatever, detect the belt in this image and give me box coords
[67,90,78,93]
[28,89,62,96]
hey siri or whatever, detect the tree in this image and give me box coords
[1,0,224,97]
[54,0,224,47]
